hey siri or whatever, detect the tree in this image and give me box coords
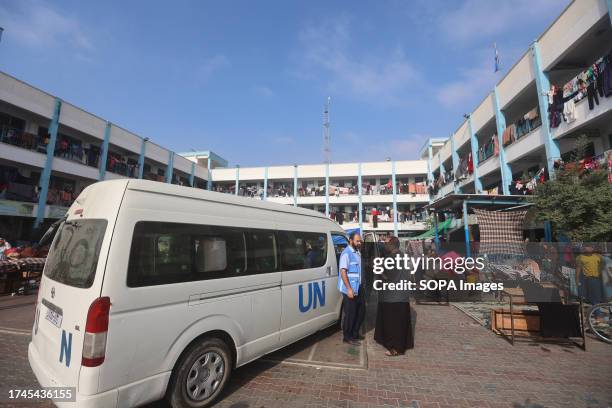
[531,136,612,243]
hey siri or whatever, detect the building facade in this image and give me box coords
[1,0,611,241]
[424,0,612,201]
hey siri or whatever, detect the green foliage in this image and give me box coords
[531,163,612,243]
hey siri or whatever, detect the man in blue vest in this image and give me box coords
[338,232,365,345]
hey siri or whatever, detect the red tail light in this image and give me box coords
[82,297,110,367]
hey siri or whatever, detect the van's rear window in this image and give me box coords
[44,219,107,288]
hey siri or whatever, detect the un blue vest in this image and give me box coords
[337,246,361,295]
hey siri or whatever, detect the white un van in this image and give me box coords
[28,179,349,408]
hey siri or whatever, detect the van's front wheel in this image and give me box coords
[167,338,232,408]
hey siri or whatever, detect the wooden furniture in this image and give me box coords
[495,287,586,350]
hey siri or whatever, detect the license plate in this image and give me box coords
[45,308,63,328]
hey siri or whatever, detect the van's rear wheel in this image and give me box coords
[167,337,232,408]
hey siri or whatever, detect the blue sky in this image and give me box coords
[0,0,570,166]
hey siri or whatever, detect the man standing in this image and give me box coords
[576,246,604,305]
[338,232,365,345]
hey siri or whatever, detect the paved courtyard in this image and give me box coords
[1,294,611,408]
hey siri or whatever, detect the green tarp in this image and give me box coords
[408,218,453,240]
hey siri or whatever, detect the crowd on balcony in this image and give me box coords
[107,153,138,177]
[548,51,612,128]
[0,126,49,153]
[0,166,81,208]
[328,206,423,226]
[54,135,101,168]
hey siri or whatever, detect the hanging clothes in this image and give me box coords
[563,99,577,123]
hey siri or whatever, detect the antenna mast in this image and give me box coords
[323,96,331,164]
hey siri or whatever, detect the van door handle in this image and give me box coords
[326,266,332,276]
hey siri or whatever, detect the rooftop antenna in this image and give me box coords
[323,96,331,164]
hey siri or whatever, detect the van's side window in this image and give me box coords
[245,230,278,273]
[278,231,328,270]
[127,222,247,287]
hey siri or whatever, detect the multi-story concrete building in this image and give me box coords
[1,0,611,241]
[424,0,612,201]
[204,160,430,235]
[0,72,226,239]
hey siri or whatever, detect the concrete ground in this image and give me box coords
[1,293,611,408]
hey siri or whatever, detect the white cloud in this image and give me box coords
[253,85,274,97]
[436,0,570,44]
[434,47,522,109]
[196,55,229,82]
[295,16,420,105]
[0,0,93,51]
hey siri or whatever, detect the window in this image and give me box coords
[332,233,348,265]
[127,222,247,287]
[128,222,330,287]
[45,219,108,288]
[245,230,278,273]
[278,231,328,270]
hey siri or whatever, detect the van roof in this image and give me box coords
[121,179,336,222]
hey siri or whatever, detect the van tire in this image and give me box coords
[166,337,232,408]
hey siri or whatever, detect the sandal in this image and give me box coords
[385,349,399,357]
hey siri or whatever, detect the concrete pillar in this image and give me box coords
[189,162,195,187]
[467,116,483,192]
[530,40,560,177]
[235,165,240,195]
[263,167,268,200]
[206,157,212,190]
[137,138,147,179]
[165,152,174,183]
[293,165,298,206]
[439,152,446,196]
[493,86,512,194]
[358,162,363,231]
[451,133,460,193]
[392,161,398,236]
[98,121,111,180]
[427,141,433,203]
[463,200,471,258]
[34,98,62,229]
[325,163,330,217]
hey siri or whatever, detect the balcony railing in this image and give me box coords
[0,126,47,154]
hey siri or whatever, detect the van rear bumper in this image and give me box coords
[28,342,118,408]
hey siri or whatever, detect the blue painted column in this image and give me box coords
[531,40,560,177]
[165,152,174,183]
[493,87,512,195]
[137,138,147,179]
[544,220,552,242]
[358,163,363,231]
[427,142,433,204]
[98,121,111,180]
[206,158,212,190]
[235,165,240,195]
[293,165,298,207]
[263,167,268,200]
[392,161,398,236]
[463,200,471,258]
[34,98,62,229]
[189,162,195,187]
[451,133,460,193]
[434,213,440,251]
[325,163,330,217]
[467,116,483,193]
[439,153,446,195]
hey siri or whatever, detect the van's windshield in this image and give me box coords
[44,219,108,288]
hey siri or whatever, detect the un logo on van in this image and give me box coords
[298,281,325,313]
